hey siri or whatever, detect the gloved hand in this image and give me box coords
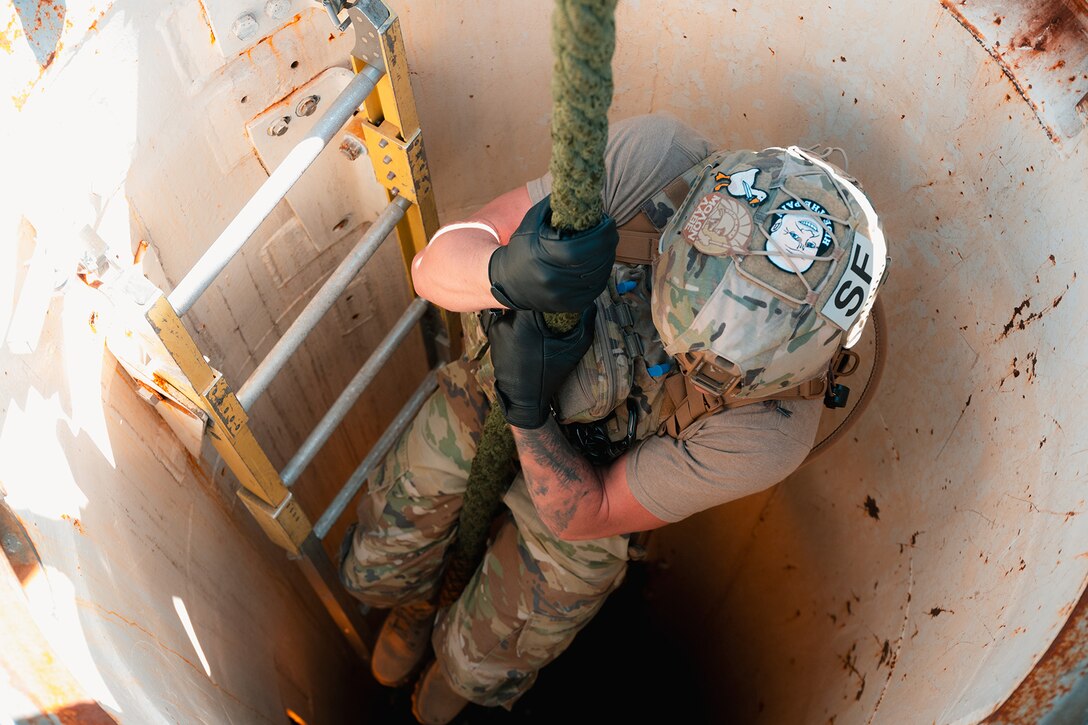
[488,195,618,313]
[485,306,597,429]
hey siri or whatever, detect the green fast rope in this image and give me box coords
[437,0,618,608]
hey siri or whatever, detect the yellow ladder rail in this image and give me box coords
[124,0,446,661]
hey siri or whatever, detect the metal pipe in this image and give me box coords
[167,64,385,315]
[236,195,412,410]
[313,370,438,540]
[280,296,430,486]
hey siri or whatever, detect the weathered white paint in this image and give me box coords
[1,0,1085,723]
[0,283,359,723]
[391,1,1087,722]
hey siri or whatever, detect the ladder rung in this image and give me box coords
[313,369,438,540]
[236,194,412,410]
[167,64,386,316]
[280,296,431,486]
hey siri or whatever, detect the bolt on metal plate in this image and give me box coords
[295,95,321,117]
[339,135,365,160]
[268,117,291,136]
[231,13,259,41]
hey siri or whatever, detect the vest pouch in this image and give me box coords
[460,309,490,363]
[553,282,633,425]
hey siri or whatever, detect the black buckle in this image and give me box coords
[561,399,639,467]
[824,383,850,409]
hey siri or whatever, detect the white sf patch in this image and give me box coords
[821,231,876,332]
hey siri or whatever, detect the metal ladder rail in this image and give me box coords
[235,195,413,411]
[167,65,385,317]
[141,1,447,661]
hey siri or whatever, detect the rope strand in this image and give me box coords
[437,0,618,608]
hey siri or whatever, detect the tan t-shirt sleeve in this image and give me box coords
[625,398,824,522]
[526,111,714,223]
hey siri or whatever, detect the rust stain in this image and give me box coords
[839,642,867,701]
[242,11,303,59]
[0,570,116,722]
[59,513,85,535]
[129,374,201,421]
[997,277,1074,340]
[985,587,1088,722]
[183,449,213,489]
[0,13,18,54]
[133,239,148,264]
[9,29,67,111]
[196,0,215,44]
[937,0,1061,143]
[85,4,110,35]
[864,496,880,520]
[43,701,118,725]
[75,600,274,722]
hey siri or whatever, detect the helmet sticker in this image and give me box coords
[681,193,755,256]
[820,229,876,333]
[766,199,834,273]
[714,168,768,206]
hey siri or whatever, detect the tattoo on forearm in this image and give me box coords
[513,419,603,536]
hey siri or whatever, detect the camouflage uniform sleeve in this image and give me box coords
[624,398,823,522]
[526,111,715,225]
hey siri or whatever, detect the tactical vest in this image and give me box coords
[460,157,856,466]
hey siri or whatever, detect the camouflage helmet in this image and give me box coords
[651,145,888,399]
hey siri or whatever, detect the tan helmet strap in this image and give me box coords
[657,368,832,440]
[615,174,695,266]
[615,213,661,265]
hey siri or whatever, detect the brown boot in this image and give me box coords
[370,601,436,687]
[411,661,469,725]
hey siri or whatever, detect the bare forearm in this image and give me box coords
[411,229,503,312]
[410,186,533,312]
[512,419,606,540]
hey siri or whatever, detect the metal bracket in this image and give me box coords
[320,0,353,31]
[237,488,309,556]
[247,67,390,256]
[358,121,422,202]
[342,3,460,358]
[346,3,391,71]
[141,292,313,550]
[203,0,315,57]
[322,0,390,39]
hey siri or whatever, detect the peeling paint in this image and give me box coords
[11,0,65,69]
[986,588,1088,722]
[939,0,1088,143]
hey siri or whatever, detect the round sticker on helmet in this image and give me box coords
[681,193,754,256]
[766,199,834,273]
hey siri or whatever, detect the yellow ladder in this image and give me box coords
[121,0,450,660]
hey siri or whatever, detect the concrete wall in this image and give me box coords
[2,0,1086,723]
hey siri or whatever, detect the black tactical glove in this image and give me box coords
[488,195,618,313]
[485,306,597,429]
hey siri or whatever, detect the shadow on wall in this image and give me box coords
[13,0,66,69]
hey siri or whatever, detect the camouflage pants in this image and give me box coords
[340,360,631,708]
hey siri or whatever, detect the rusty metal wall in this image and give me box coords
[388,1,1088,722]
